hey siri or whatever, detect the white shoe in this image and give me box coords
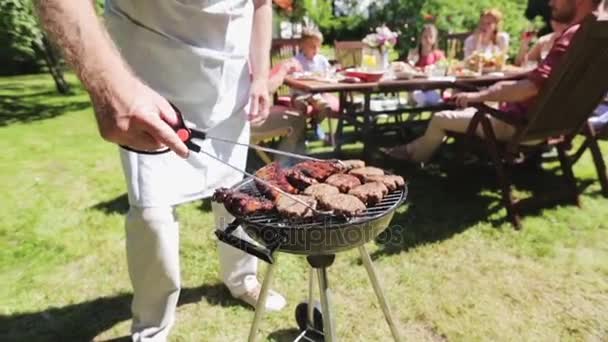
[236,284,287,312]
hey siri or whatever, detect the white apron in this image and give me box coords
[104,0,254,207]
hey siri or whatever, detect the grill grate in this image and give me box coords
[232,178,407,230]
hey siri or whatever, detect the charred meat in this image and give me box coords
[348,182,389,205]
[325,174,362,193]
[318,193,366,217]
[362,174,405,191]
[349,166,384,181]
[303,183,340,201]
[276,194,317,218]
[212,188,274,215]
[286,168,318,190]
[289,160,344,182]
[254,162,298,200]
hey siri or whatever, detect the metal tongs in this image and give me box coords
[121,104,339,215]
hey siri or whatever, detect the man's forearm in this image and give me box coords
[34,1,134,94]
[250,0,272,82]
[478,79,540,103]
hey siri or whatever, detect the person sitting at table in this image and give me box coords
[383,0,602,165]
[291,27,339,145]
[252,58,308,162]
[406,24,446,107]
[515,19,568,67]
[464,8,510,59]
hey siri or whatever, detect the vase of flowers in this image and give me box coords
[361,25,398,71]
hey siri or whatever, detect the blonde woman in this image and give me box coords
[464,8,510,58]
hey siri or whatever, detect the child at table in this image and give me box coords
[292,27,339,143]
[406,24,445,107]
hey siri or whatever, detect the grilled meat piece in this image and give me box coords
[340,159,365,171]
[286,168,318,190]
[276,194,317,218]
[255,162,298,200]
[303,183,340,200]
[348,182,389,205]
[362,174,405,191]
[318,193,366,217]
[290,160,344,182]
[325,174,362,193]
[212,188,275,215]
[348,166,384,181]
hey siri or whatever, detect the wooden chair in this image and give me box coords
[569,100,608,197]
[271,38,301,106]
[443,31,471,60]
[449,16,608,228]
[333,40,365,69]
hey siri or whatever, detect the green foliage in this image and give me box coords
[0,0,43,74]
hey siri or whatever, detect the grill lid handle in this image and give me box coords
[215,220,281,264]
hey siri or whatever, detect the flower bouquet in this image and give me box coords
[361,25,399,70]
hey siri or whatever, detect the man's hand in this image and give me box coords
[91,77,190,158]
[451,92,483,108]
[248,78,270,126]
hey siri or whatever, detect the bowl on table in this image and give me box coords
[343,68,385,82]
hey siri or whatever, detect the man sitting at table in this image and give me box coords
[384,0,603,164]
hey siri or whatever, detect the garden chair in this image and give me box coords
[333,40,365,69]
[444,31,471,60]
[449,15,608,228]
[270,38,301,106]
[568,101,608,197]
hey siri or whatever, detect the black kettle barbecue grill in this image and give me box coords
[215,178,407,342]
[124,104,406,341]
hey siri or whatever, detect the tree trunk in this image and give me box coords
[38,34,71,95]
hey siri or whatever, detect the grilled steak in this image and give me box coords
[303,183,340,200]
[286,168,318,190]
[255,162,298,200]
[318,193,366,217]
[212,188,275,215]
[362,174,405,191]
[340,159,365,171]
[349,166,384,181]
[289,160,344,182]
[348,182,389,205]
[325,174,362,193]
[276,194,317,218]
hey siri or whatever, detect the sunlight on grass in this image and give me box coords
[1,74,607,341]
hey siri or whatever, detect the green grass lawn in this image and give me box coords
[1,73,607,342]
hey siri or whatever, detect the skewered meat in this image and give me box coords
[212,188,275,215]
[318,194,366,217]
[255,162,298,200]
[303,183,340,200]
[276,194,317,218]
[349,166,384,181]
[325,174,361,193]
[348,182,389,205]
[290,160,344,182]
[340,159,365,171]
[362,175,405,191]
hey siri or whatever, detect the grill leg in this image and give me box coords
[359,245,402,342]
[308,267,315,327]
[247,260,277,342]
[317,266,338,342]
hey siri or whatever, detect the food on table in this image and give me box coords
[303,183,340,201]
[362,174,405,191]
[340,159,366,171]
[255,162,299,200]
[213,188,275,215]
[349,182,389,205]
[465,50,506,72]
[325,174,362,193]
[276,194,317,218]
[349,166,385,180]
[317,193,366,217]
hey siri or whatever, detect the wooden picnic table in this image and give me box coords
[284,72,527,157]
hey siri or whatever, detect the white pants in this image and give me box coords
[126,202,256,342]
